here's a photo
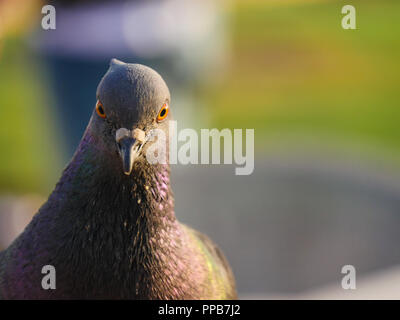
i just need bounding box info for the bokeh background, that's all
[1,0,400,299]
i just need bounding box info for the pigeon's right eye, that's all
[96,100,106,119]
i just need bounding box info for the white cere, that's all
[132,128,146,143]
[115,128,130,142]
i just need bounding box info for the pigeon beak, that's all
[118,137,138,175]
[116,128,146,175]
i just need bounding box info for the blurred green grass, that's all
[204,0,400,152]
[0,38,62,194]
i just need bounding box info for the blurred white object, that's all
[298,266,400,300]
[240,266,400,300]
[0,195,44,249]
[35,0,230,74]
[123,0,230,78]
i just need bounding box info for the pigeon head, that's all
[90,58,171,175]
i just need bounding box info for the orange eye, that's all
[157,103,169,122]
[96,100,106,119]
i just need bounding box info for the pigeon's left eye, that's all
[96,100,106,119]
[157,103,169,122]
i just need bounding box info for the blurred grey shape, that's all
[172,152,400,297]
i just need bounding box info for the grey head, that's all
[89,58,171,175]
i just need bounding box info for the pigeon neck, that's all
[3,131,200,299]
[67,130,177,230]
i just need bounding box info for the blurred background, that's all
[1,0,400,299]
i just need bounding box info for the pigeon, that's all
[0,59,237,299]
